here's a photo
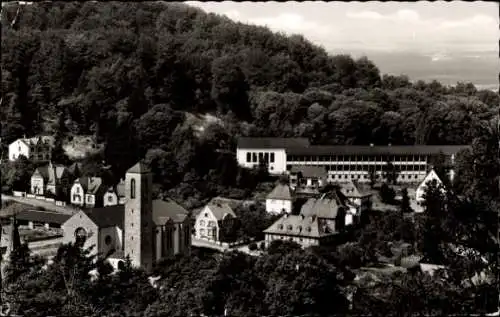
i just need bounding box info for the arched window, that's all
[130,178,136,199]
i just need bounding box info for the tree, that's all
[383,161,399,185]
[420,179,447,264]
[379,183,396,204]
[400,188,412,214]
[368,166,377,188]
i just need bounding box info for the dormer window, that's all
[287,225,293,231]
[278,224,284,230]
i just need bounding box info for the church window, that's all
[105,235,112,246]
[130,178,136,198]
[108,195,113,202]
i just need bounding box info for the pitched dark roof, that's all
[0,209,71,225]
[237,137,310,149]
[267,184,293,200]
[84,205,125,230]
[287,145,470,156]
[290,166,327,178]
[264,214,333,238]
[300,197,345,219]
[338,180,371,198]
[127,162,150,174]
[116,179,126,197]
[206,203,236,221]
[152,199,190,225]
[33,163,67,184]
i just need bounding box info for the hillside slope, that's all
[1,1,498,205]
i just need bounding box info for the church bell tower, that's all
[124,161,154,271]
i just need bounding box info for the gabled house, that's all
[415,169,445,205]
[300,196,349,232]
[9,135,54,162]
[70,177,107,208]
[263,214,336,248]
[103,179,126,207]
[266,183,294,214]
[289,166,327,190]
[194,202,237,243]
[30,162,71,198]
[337,180,372,214]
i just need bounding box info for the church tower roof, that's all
[127,161,150,174]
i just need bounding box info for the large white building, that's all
[8,136,54,163]
[236,137,469,184]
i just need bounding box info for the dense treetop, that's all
[1,1,499,204]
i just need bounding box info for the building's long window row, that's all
[246,152,275,163]
[287,154,431,162]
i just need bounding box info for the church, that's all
[62,162,192,271]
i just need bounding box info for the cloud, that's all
[438,14,496,28]
[248,13,331,36]
[223,10,241,20]
[346,9,420,23]
[346,10,384,20]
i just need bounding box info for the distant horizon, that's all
[187,1,499,90]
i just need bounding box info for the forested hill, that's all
[1,2,499,201]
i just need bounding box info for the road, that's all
[1,194,78,215]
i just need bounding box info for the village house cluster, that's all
[2,135,451,270]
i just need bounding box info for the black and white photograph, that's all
[0,1,498,316]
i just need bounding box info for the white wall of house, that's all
[85,194,96,207]
[9,140,29,161]
[31,176,45,195]
[103,192,118,207]
[265,198,292,214]
[264,234,320,248]
[70,183,85,206]
[236,148,287,174]
[194,206,220,241]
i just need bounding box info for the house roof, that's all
[127,162,150,174]
[267,184,293,200]
[300,197,345,219]
[152,199,190,225]
[263,214,334,238]
[290,166,327,179]
[209,197,241,210]
[68,162,82,176]
[287,145,470,156]
[237,137,310,149]
[418,169,443,189]
[13,135,55,147]
[338,180,371,198]
[0,209,72,225]
[116,179,126,197]
[87,177,104,195]
[84,205,125,230]
[205,203,236,221]
[33,163,68,184]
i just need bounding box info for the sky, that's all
[185,1,499,88]
[185,1,498,55]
